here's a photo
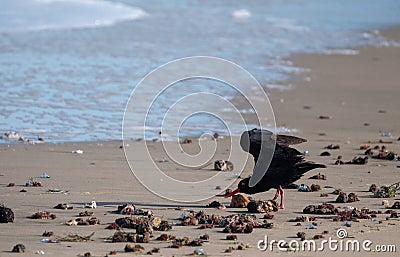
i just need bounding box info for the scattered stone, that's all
[125,244,145,253]
[347,193,359,202]
[29,211,56,219]
[297,232,306,241]
[325,144,340,149]
[0,204,14,223]
[19,189,27,192]
[390,213,398,218]
[206,201,225,209]
[345,156,368,165]
[320,193,328,197]
[310,184,321,192]
[42,231,54,237]
[391,201,400,209]
[226,235,237,240]
[230,194,250,208]
[198,224,214,229]
[369,184,377,193]
[181,138,192,144]
[263,213,274,219]
[309,173,327,180]
[117,203,135,215]
[214,160,234,171]
[11,244,25,253]
[382,200,390,208]
[199,234,209,241]
[332,189,344,195]
[6,183,15,187]
[25,178,42,187]
[54,203,73,210]
[374,182,400,198]
[320,151,331,156]
[313,234,324,240]
[319,115,331,120]
[57,232,94,242]
[303,203,338,215]
[360,144,370,150]
[291,216,316,222]
[247,200,278,213]
[79,211,94,217]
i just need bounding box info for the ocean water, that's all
[0,0,399,142]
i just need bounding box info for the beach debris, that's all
[6,182,15,187]
[117,203,135,214]
[156,233,176,241]
[25,178,42,187]
[263,213,274,219]
[297,232,306,241]
[181,138,192,144]
[320,151,331,156]
[382,200,390,208]
[206,201,226,209]
[230,194,250,208]
[225,189,232,197]
[247,200,278,213]
[360,144,370,150]
[124,244,145,253]
[303,203,338,215]
[374,182,400,198]
[105,222,119,230]
[169,237,205,248]
[390,212,398,218]
[54,203,73,210]
[29,211,56,219]
[66,216,100,226]
[381,132,392,137]
[332,188,344,195]
[325,144,340,149]
[309,173,326,180]
[46,188,65,194]
[40,172,50,178]
[11,244,26,253]
[0,204,14,223]
[306,223,316,229]
[336,207,380,221]
[112,231,150,243]
[336,193,359,203]
[194,248,206,255]
[291,216,316,223]
[319,115,331,120]
[320,193,328,197]
[298,184,321,192]
[41,238,58,243]
[345,156,368,165]
[79,211,94,217]
[369,184,377,193]
[298,184,309,192]
[42,231,54,237]
[19,189,27,192]
[57,232,94,242]
[214,160,234,171]
[72,149,83,154]
[390,201,400,209]
[84,201,97,209]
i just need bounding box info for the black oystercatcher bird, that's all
[225,128,326,209]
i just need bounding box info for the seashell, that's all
[214,160,234,171]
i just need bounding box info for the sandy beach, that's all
[1,35,400,256]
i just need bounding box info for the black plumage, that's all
[226,128,326,209]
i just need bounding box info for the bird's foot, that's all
[279,204,285,209]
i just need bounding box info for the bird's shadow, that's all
[70,201,207,209]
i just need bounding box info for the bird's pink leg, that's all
[278,186,285,209]
[272,188,280,201]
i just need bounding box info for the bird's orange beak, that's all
[224,188,240,198]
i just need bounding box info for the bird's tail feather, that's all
[295,161,326,174]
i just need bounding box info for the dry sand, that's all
[1,37,400,256]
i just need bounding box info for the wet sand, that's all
[1,39,400,255]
